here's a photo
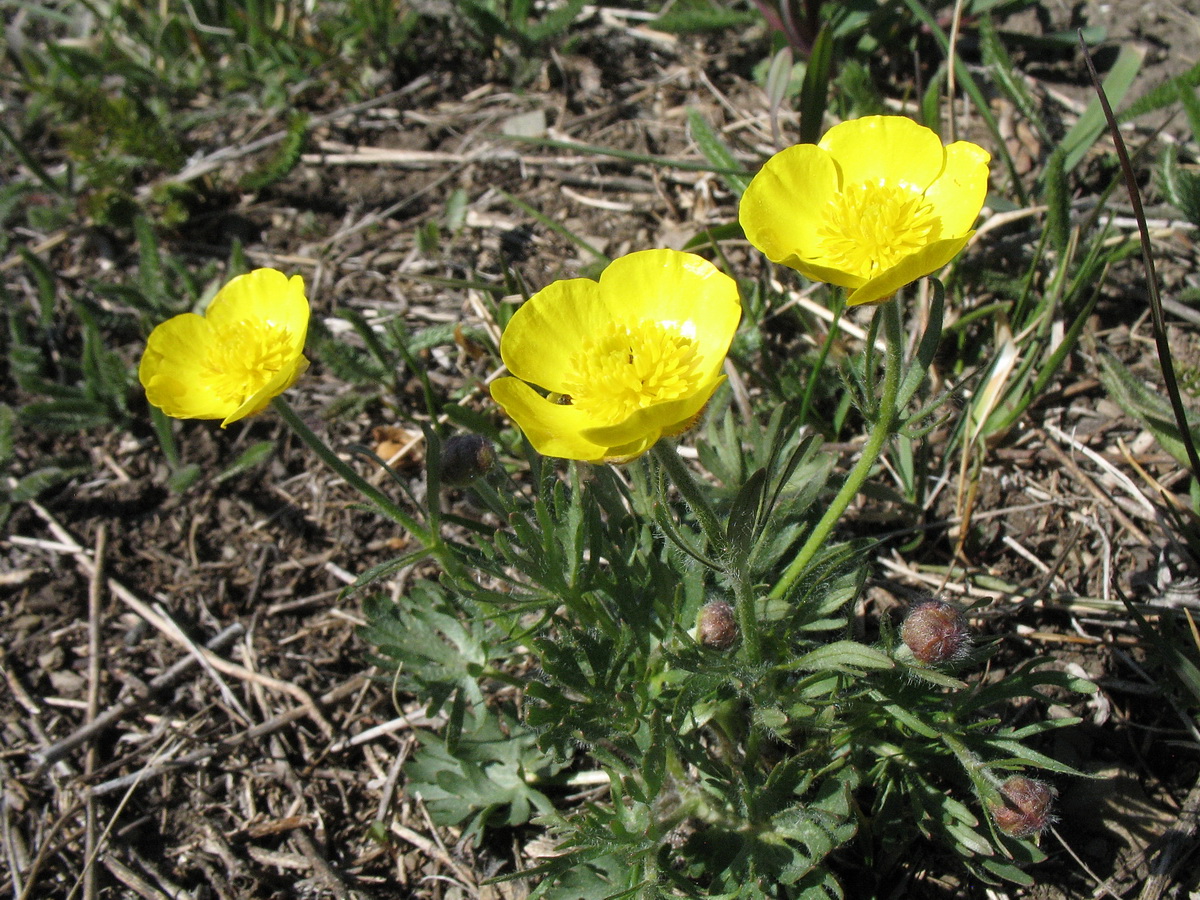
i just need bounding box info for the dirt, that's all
[3,5,1200,899]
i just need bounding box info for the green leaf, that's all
[726,466,767,563]
[214,441,274,483]
[8,465,87,502]
[1117,58,1200,124]
[798,25,833,145]
[405,705,562,843]
[687,108,751,196]
[167,463,203,493]
[787,641,895,674]
[240,111,308,191]
[525,0,586,45]
[980,858,1036,886]
[1099,351,1200,468]
[980,17,1049,144]
[1043,148,1069,253]
[0,404,14,466]
[650,3,758,33]
[1160,144,1200,227]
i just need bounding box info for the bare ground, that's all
[3,6,1200,898]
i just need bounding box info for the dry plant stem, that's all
[84,525,105,900]
[90,675,367,797]
[771,299,904,600]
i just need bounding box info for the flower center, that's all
[203,319,296,405]
[816,181,941,278]
[559,319,703,424]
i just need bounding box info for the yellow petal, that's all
[222,355,310,426]
[819,116,946,192]
[599,249,741,377]
[500,278,606,392]
[490,377,611,462]
[139,313,236,420]
[740,144,840,268]
[206,268,309,353]
[580,375,724,448]
[783,257,867,291]
[140,268,311,423]
[846,233,973,306]
[924,141,991,236]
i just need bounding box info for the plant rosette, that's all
[740,115,991,306]
[139,268,310,426]
[490,249,742,463]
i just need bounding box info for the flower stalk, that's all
[271,397,439,554]
[771,298,904,600]
[652,441,729,560]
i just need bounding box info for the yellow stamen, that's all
[816,181,941,278]
[560,320,703,425]
[203,319,296,405]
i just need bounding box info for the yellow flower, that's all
[490,249,741,463]
[740,115,991,306]
[139,268,310,427]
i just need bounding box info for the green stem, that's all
[271,396,435,549]
[652,441,729,561]
[770,300,905,600]
[733,572,762,666]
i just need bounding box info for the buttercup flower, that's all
[490,249,741,463]
[139,268,310,427]
[740,115,991,306]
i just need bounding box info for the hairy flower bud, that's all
[698,601,738,650]
[901,599,971,666]
[439,435,495,486]
[990,776,1055,838]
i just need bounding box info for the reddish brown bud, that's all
[698,601,738,650]
[439,435,495,486]
[901,599,971,666]
[989,776,1055,838]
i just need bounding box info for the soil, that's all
[3,4,1200,899]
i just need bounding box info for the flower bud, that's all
[989,776,1055,838]
[901,599,971,666]
[439,435,495,487]
[698,601,738,650]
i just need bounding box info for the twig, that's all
[102,856,171,900]
[1038,428,1154,547]
[389,823,479,896]
[33,624,244,772]
[1089,756,1200,898]
[88,675,367,797]
[373,740,411,824]
[150,601,254,726]
[83,525,105,900]
[293,829,378,900]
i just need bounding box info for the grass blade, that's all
[1062,43,1144,172]
[686,108,751,195]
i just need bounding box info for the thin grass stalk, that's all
[1078,32,1200,482]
